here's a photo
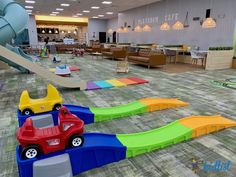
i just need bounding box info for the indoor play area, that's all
[0,0,236,177]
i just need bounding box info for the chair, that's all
[163,49,176,63]
[190,50,205,66]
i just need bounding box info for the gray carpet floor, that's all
[0,54,235,177]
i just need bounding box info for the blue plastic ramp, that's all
[17,133,126,177]
[94,81,114,89]
[17,104,94,127]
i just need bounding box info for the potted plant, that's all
[206,46,234,70]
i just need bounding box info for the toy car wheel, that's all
[22,109,33,115]
[69,135,84,147]
[21,145,40,159]
[53,104,61,111]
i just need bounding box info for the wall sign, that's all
[137,13,179,25]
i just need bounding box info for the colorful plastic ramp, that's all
[86,77,149,90]
[17,98,189,126]
[16,116,236,177]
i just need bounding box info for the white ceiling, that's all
[16,0,161,19]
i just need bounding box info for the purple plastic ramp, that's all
[86,82,101,90]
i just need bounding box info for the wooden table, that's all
[164,47,185,64]
[91,52,102,59]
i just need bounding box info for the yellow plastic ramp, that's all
[179,116,236,138]
[139,98,189,112]
[106,79,127,87]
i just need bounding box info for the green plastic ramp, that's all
[117,121,192,158]
[90,101,147,122]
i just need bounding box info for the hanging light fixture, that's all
[202,17,216,28]
[134,25,142,32]
[173,20,184,30]
[117,27,123,33]
[172,0,184,30]
[160,0,170,31]
[160,22,171,31]
[143,4,151,32]
[49,29,52,33]
[42,29,45,33]
[143,24,151,32]
[123,27,129,33]
[202,0,216,28]
[55,29,59,34]
[107,28,113,34]
[61,30,65,34]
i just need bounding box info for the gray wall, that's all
[88,19,107,41]
[110,0,236,49]
[107,17,118,43]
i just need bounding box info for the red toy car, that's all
[17,106,84,159]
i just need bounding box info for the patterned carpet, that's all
[0,54,236,177]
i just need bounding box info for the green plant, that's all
[209,46,233,51]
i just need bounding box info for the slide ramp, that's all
[6,43,34,61]
[16,116,236,177]
[17,98,189,126]
[117,116,236,158]
[91,98,188,122]
[0,46,86,88]
[17,133,126,177]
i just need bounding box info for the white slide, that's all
[0,45,86,89]
[0,0,86,89]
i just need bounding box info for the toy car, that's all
[55,64,71,77]
[17,106,84,159]
[18,84,63,115]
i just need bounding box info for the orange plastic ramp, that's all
[139,98,189,112]
[179,116,236,138]
[117,78,138,85]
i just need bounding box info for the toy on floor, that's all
[18,84,62,115]
[52,55,61,63]
[211,78,236,90]
[17,106,84,159]
[16,115,236,177]
[116,61,129,73]
[72,48,84,57]
[17,84,188,126]
[55,64,71,77]
[40,46,49,58]
[86,77,148,90]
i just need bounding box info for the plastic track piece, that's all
[117,121,192,158]
[179,115,236,138]
[90,101,147,122]
[139,98,189,112]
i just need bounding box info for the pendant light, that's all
[202,0,216,28]
[143,24,151,32]
[202,17,216,28]
[160,0,170,31]
[117,27,123,33]
[172,0,184,30]
[134,25,142,32]
[107,28,113,34]
[173,21,184,30]
[123,27,129,33]
[143,4,151,32]
[160,22,171,31]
